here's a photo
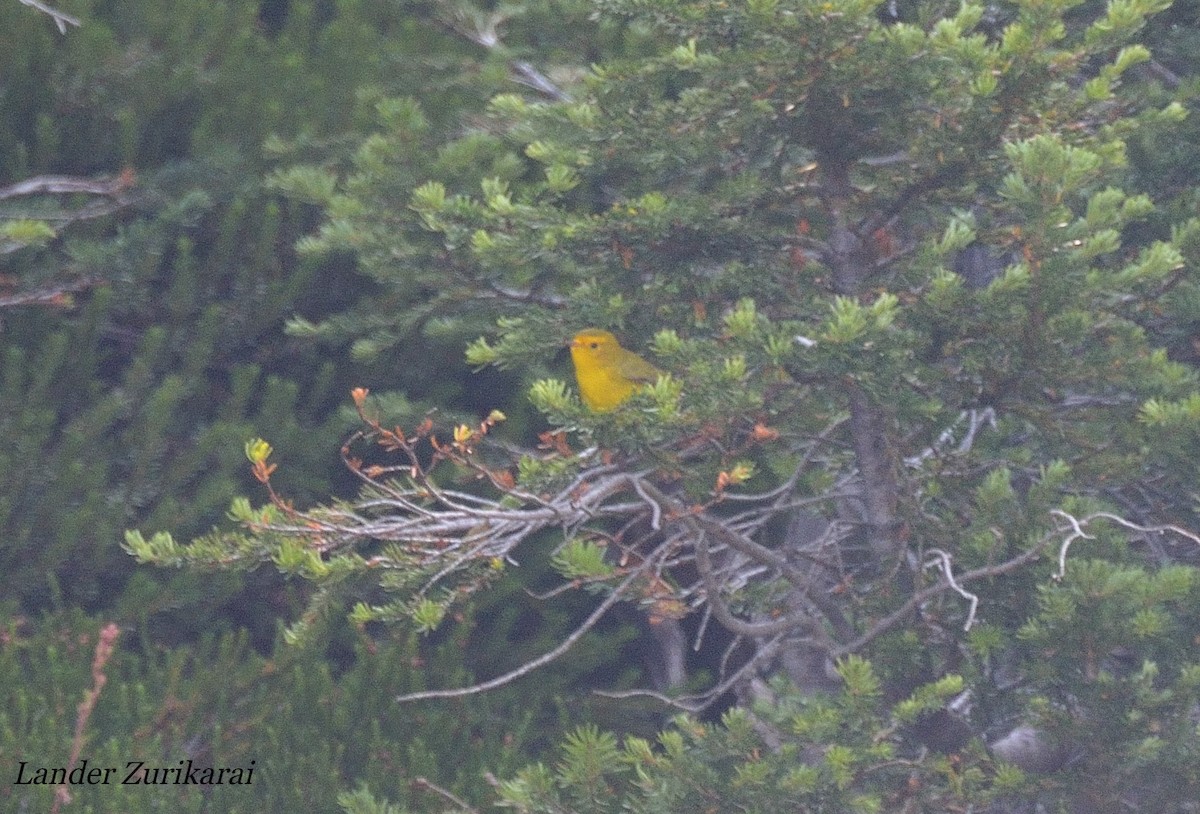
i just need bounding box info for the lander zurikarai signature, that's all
[13,759,255,786]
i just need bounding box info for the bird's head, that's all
[569,329,620,362]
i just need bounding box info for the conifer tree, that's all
[1,611,542,813]
[131,0,1200,810]
[0,0,543,613]
[5,2,636,809]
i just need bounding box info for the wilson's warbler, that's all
[569,329,663,412]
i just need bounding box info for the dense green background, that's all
[4,0,1200,812]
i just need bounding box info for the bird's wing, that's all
[618,353,663,384]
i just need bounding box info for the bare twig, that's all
[906,408,996,467]
[512,61,571,101]
[1142,58,1181,89]
[430,3,572,102]
[1050,509,1200,580]
[18,0,80,33]
[923,549,978,631]
[856,160,966,240]
[631,476,665,530]
[1050,509,1094,580]
[594,632,788,713]
[694,527,823,638]
[52,623,120,814]
[0,172,136,255]
[835,531,1054,657]
[245,400,1111,702]
[0,276,101,309]
[394,550,659,702]
[414,777,478,813]
[637,477,855,643]
[0,174,126,201]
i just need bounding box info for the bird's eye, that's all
[589,342,599,349]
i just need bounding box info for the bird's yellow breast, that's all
[569,329,660,412]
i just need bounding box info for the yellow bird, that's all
[569,328,663,412]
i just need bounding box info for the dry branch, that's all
[18,0,80,33]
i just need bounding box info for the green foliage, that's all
[106,0,1200,811]
[0,610,543,813]
[3,0,575,628]
[552,539,618,582]
[494,598,1200,813]
[0,0,483,178]
[1000,556,1200,807]
[0,183,352,618]
[0,218,57,248]
[496,668,1004,813]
